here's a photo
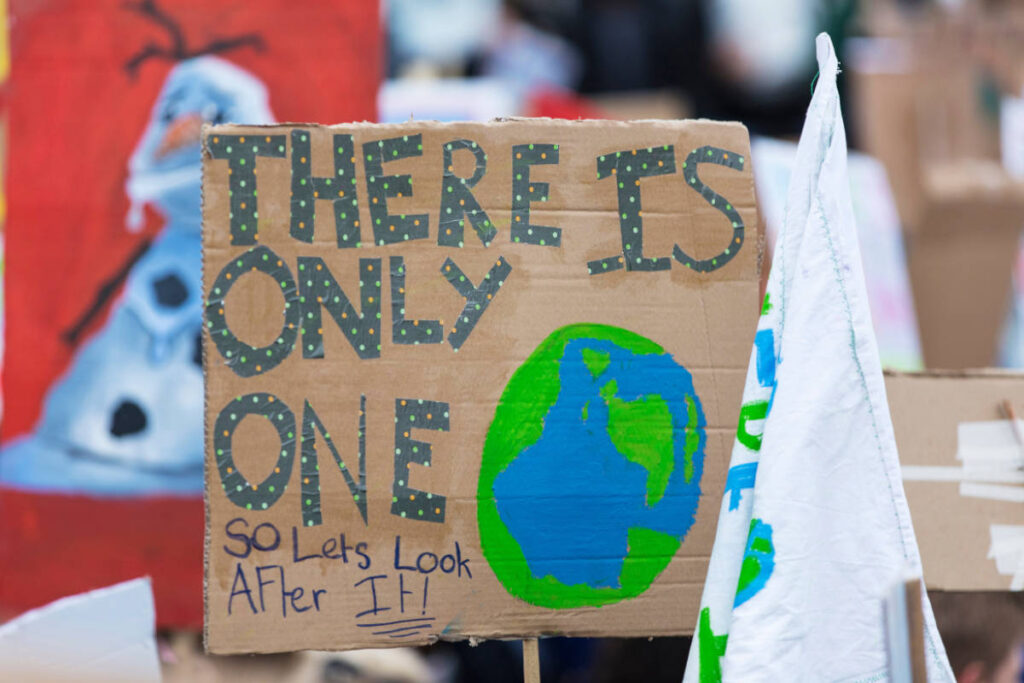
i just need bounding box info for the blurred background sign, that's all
[0,0,379,628]
[847,6,1024,370]
[752,136,924,371]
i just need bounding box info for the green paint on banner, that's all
[698,607,728,683]
[737,520,763,596]
[761,291,772,315]
[736,400,769,451]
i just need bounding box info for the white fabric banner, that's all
[683,34,953,682]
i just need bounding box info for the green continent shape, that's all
[605,383,702,500]
[683,395,700,483]
[490,527,681,610]
[582,348,610,379]
[605,390,675,505]
[599,377,617,401]
[477,323,669,609]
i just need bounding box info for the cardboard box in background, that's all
[202,119,759,652]
[848,8,1024,370]
[905,164,1024,369]
[889,370,1024,591]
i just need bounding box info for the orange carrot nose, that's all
[155,113,203,159]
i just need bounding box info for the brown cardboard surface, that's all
[849,18,1024,369]
[887,370,1024,591]
[201,120,759,652]
[852,4,1024,209]
[906,202,1022,370]
[905,162,1024,368]
[848,62,924,229]
[852,63,1024,368]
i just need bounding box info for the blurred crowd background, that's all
[1,0,1024,681]
[383,0,851,133]
[190,0,1024,678]
[382,0,1024,377]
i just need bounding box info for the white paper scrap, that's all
[0,577,160,682]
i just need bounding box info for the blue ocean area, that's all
[492,338,705,590]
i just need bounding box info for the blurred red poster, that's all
[0,0,379,626]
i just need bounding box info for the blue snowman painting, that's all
[0,56,274,495]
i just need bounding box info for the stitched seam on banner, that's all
[813,83,948,679]
[813,94,902,556]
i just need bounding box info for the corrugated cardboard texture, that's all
[202,120,758,652]
[887,370,1024,591]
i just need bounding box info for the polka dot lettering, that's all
[206,246,299,378]
[300,397,368,527]
[363,134,428,246]
[441,256,512,351]
[290,130,361,248]
[299,256,381,360]
[214,393,295,511]
[390,256,442,345]
[438,138,496,247]
[392,398,449,523]
[590,145,675,274]
[673,146,746,272]
[510,143,560,247]
[207,133,286,245]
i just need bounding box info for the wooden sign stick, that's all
[904,578,927,683]
[523,638,540,683]
[885,575,926,682]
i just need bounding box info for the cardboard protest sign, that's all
[202,119,758,652]
[0,0,378,627]
[892,370,1024,591]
